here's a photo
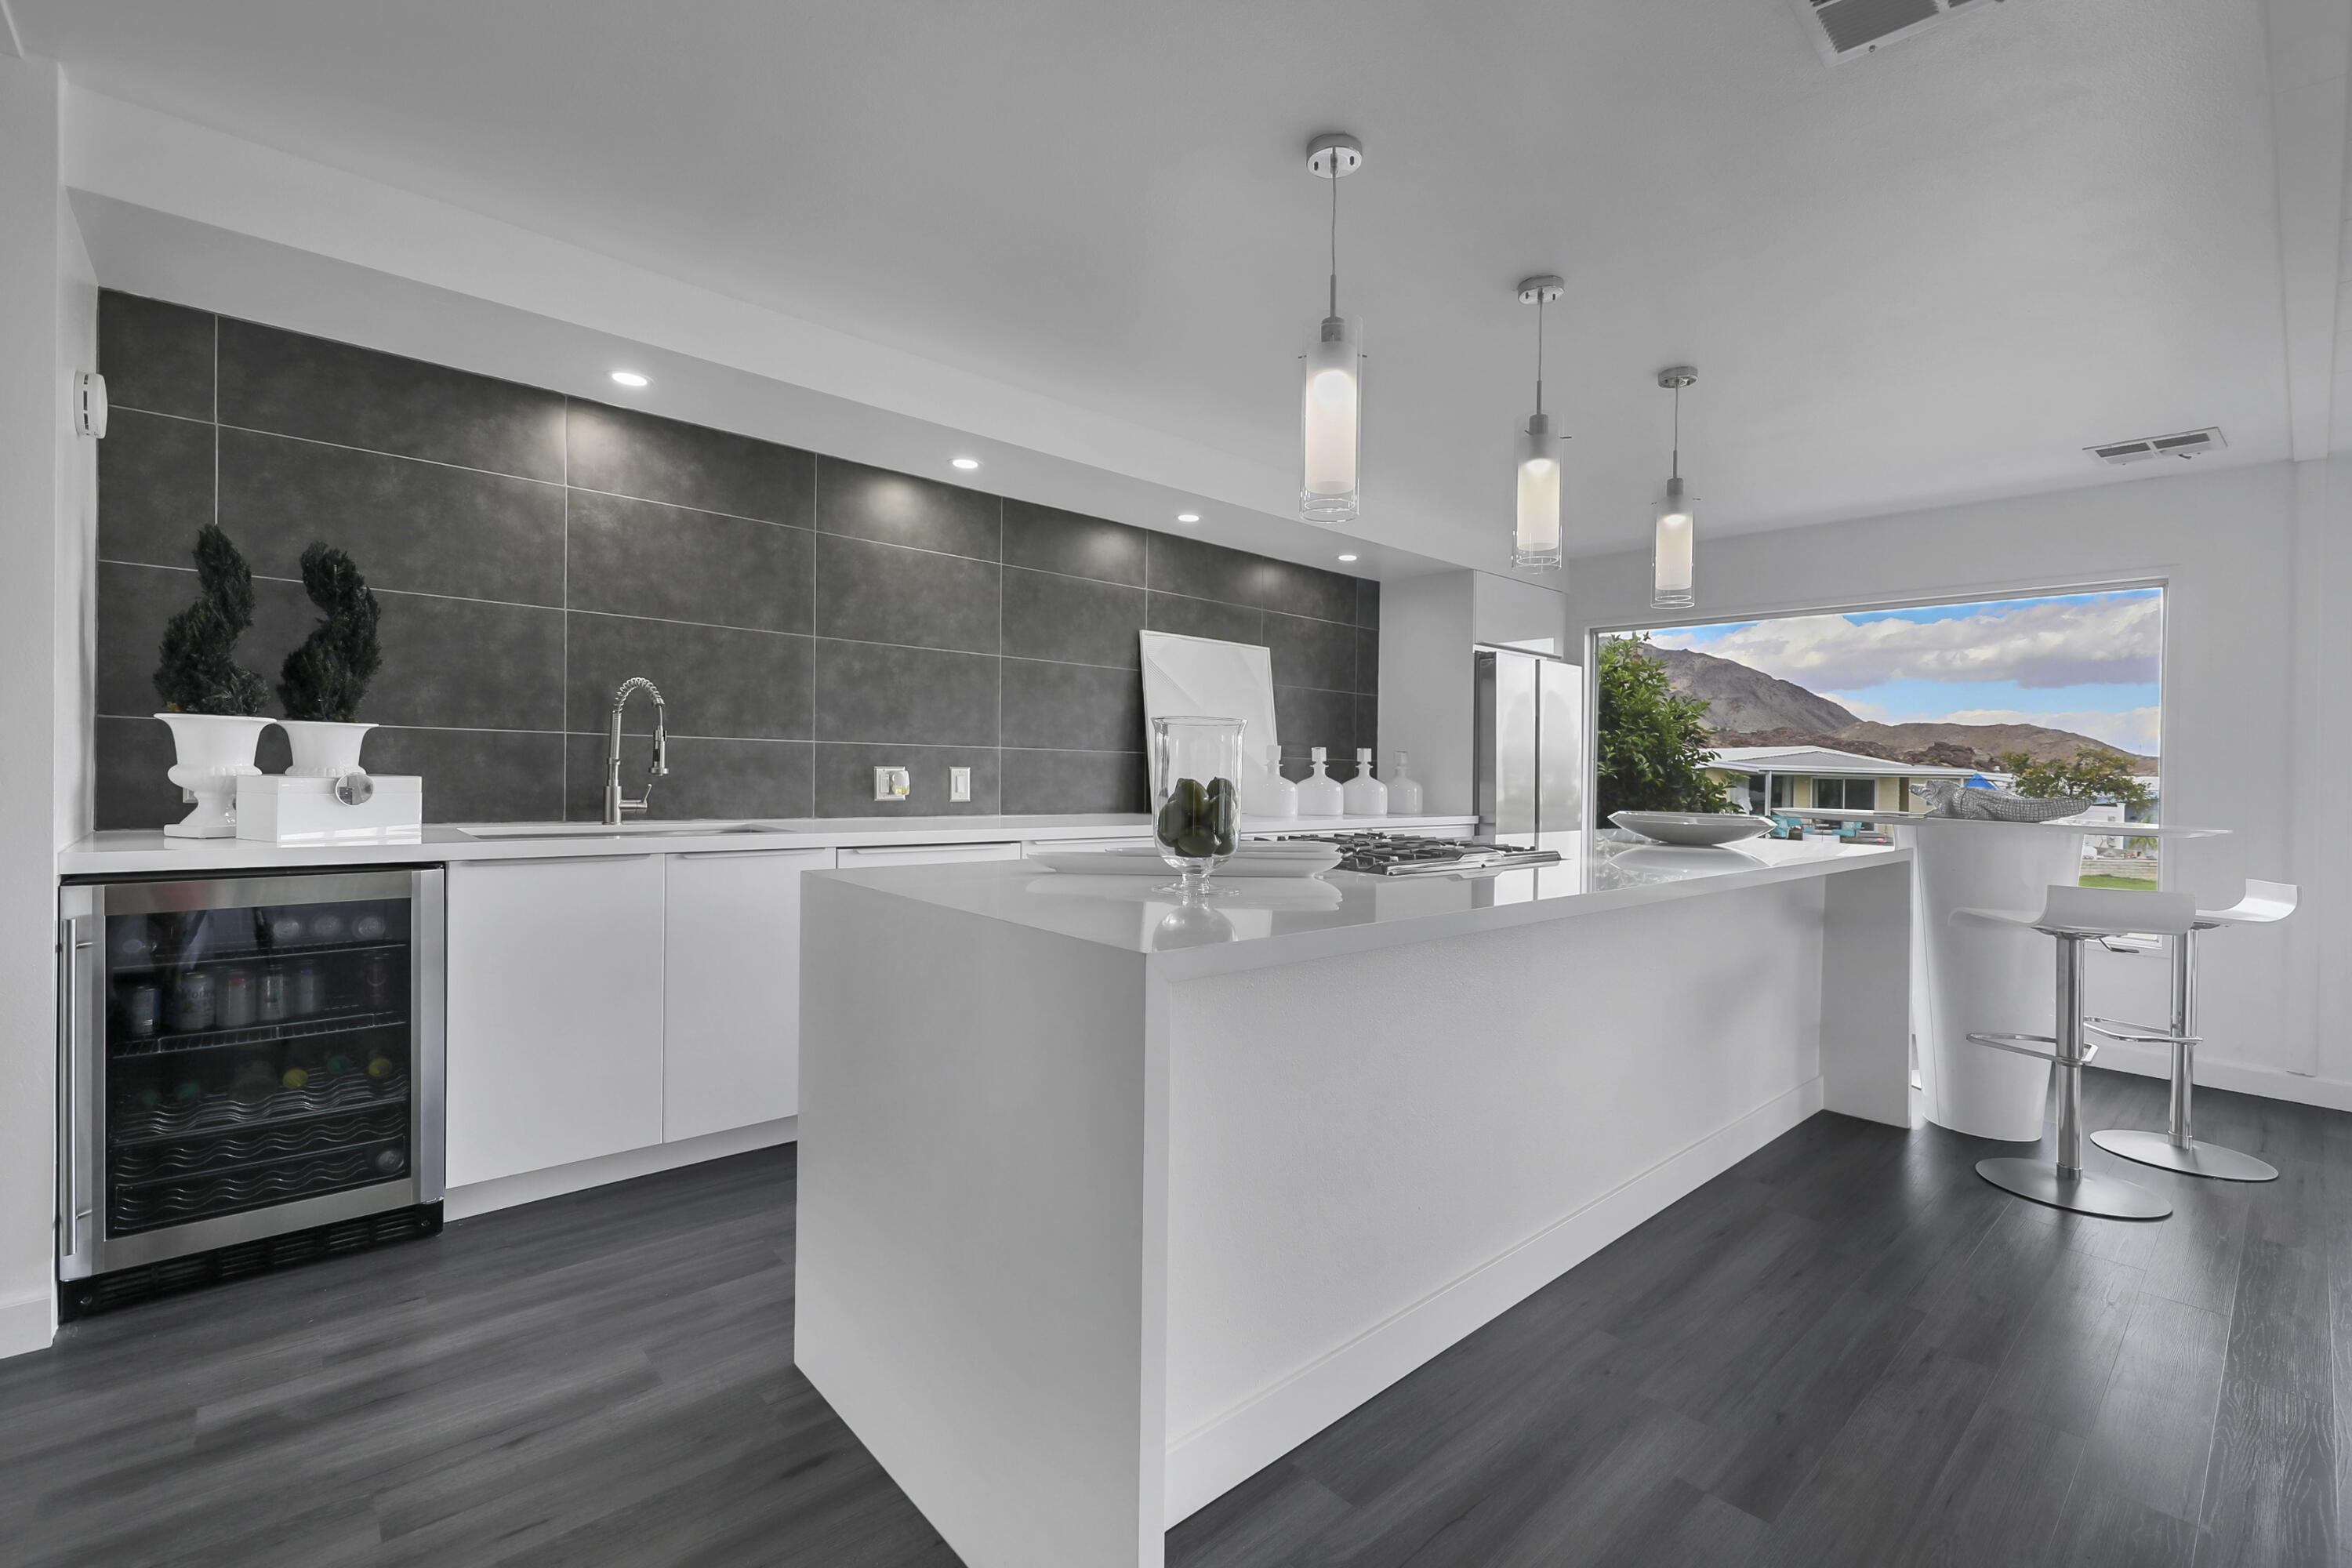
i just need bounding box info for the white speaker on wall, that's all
[74,371,107,439]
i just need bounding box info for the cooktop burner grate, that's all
[1276,833,1563,876]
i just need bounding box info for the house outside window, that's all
[1813,777,1876,811]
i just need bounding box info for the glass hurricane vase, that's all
[1150,715,1243,893]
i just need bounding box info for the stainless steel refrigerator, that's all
[1474,646,1585,837]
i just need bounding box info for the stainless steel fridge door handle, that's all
[59,915,94,1263]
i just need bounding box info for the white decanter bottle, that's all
[1386,751,1425,815]
[1341,746,1387,817]
[1295,746,1345,818]
[1260,743,1298,819]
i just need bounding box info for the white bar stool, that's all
[2087,880,2296,1182]
[1953,886,2190,1221]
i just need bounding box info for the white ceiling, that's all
[12,0,2333,568]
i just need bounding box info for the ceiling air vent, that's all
[1787,0,1989,64]
[2085,428,2228,466]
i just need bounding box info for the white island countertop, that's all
[796,824,1916,1565]
[56,811,1477,877]
[812,829,1909,975]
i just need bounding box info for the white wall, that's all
[1472,572,1569,655]
[0,53,69,1358]
[1379,572,1477,815]
[1571,457,2352,1109]
[55,185,95,851]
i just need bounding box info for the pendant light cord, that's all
[1671,381,1682,481]
[1535,296,1546,416]
[1328,154,1340,320]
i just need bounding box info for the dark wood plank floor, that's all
[3,1068,2343,1566]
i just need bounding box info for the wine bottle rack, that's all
[109,1138,410,1234]
[109,1105,410,1184]
[110,1068,410,1143]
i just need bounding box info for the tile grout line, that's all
[129,397,1374,615]
[809,458,820,817]
[997,495,1006,812]
[1007,493,1016,818]
[561,397,570,822]
[103,558,1370,694]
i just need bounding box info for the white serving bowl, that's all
[1608,811,1777,848]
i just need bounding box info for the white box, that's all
[235,774,424,844]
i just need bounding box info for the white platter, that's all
[1608,811,1777,848]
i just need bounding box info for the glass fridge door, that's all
[101,887,416,1237]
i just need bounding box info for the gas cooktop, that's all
[1276,833,1563,877]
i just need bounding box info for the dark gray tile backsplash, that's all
[93,290,1379,825]
[217,316,568,483]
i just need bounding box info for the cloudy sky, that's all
[1646,590,2162,757]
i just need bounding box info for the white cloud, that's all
[1653,596,2159,689]
[1928,706,2161,755]
[1823,693,1893,724]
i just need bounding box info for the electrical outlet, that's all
[873,765,911,802]
[949,766,972,804]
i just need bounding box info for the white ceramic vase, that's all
[279,720,376,778]
[155,713,274,838]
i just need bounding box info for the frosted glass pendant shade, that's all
[1301,316,1363,525]
[1653,476,1694,609]
[1512,412,1562,571]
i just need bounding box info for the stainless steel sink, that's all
[463,822,776,840]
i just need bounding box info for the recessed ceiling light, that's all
[950,456,981,470]
[1337,553,1359,562]
[1176,512,1200,524]
[610,370,649,388]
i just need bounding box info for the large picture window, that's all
[1597,588,2162,885]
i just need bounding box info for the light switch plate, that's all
[873,765,911,802]
[949,766,972,804]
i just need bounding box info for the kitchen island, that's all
[794,833,1914,1568]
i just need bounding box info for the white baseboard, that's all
[0,1290,56,1360]
[1162,1076,1825,1526]
[2089,1044,2352,1114]
[445,1116,796,1221]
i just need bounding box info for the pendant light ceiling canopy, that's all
[1653,366,1698,611]
[1299,132,1364,528]
[1511,274,1566,573]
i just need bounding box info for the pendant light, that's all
[1653,366,1698,610]
[1511,275,1566,572]
[1300,132,1364,527]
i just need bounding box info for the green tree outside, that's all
[1994,746,2154,813]
[1595,635,1736,818]
[1998,746,2158,873]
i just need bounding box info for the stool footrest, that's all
[1966,1032,2100,1065]
[2084,1016,2197,1047]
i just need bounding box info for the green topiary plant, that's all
[278,542,383,723]
[154,524,270,716]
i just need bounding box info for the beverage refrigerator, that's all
[57,868,445,1316]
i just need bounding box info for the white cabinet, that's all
[662,847,835,1142]
[836,841,1022,867]
[445,855,666,1187]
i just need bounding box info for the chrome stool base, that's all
[2089,1128,2278,1183]
[1976,1156,2172,1219]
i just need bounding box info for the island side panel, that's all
[1159,873,1836,1523]
[797,876,1165,1568]
[1818,858,1915,1126]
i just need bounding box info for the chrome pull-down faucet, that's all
[603,677,668,825]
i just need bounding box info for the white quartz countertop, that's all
[807,830,1911,975]
[56,812,1478,877]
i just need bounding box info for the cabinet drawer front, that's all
[445,856,666,1188]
